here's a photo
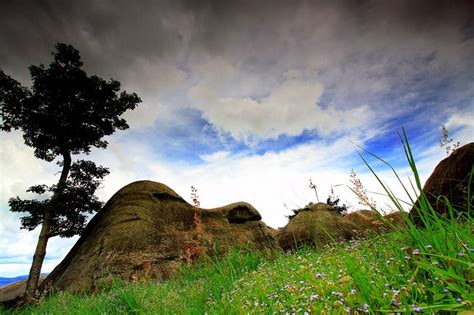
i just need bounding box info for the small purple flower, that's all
[412,305,422,312]
[442,288,448,293]
[310,294,319,301]
[458,252,466,257]
[412,248,420,255]
[456,297,462,303]
[345,307,351,313]
[391,300,399,306]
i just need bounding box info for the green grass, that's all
[2,132,473,314]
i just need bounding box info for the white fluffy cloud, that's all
[189,76,376,143]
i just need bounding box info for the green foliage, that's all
[0,43,141,161]
[287,197,347,221]
[326,196,348,214]
[9,160,110,237]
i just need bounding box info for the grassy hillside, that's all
[2,214,472,314]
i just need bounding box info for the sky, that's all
[0,0,473,277]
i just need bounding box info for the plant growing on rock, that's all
[326,186,348,215]
[439,125,460,156]
[0,43,141,303]
[309,179,320,203]
[182,185,204,264]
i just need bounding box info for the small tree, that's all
[0,43,141,303]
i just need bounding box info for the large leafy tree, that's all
[0,43,141,303]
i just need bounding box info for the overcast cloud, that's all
[0,0,473,277]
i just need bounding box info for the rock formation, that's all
[37,181,278,294]
[410,142,473,225]
[276,203,360,251]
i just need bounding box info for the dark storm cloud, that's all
[1,0,473,132]
[2,0,472,72]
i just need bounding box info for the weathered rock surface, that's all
[276,203,360,251]
[38,181,277,294]
[410,142,473,225]
[343,210,405,232]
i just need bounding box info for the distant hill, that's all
[0,276,28,287]
[0,274,47,287]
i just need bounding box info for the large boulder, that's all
[276,203,361,251]
[410,143,474,225]
[37,181,278,294]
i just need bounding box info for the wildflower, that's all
[425,244,433,249]
[458,252,466,257]
[310,294,319,301]
[412,305,422,312]
[404,255,411,260]
[345,307,351,313]
[442,288,448,293]
[337,299,345,305]
[391,300,399,306]
[456,298,462,303]
[412,248,420,255]
[315,273,322,279]
[386,260,391,265]
[350,289,357,295]
[393,290,400,297]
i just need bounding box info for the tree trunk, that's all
[23,151,71,304]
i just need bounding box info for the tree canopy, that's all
[1,43,140,161]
